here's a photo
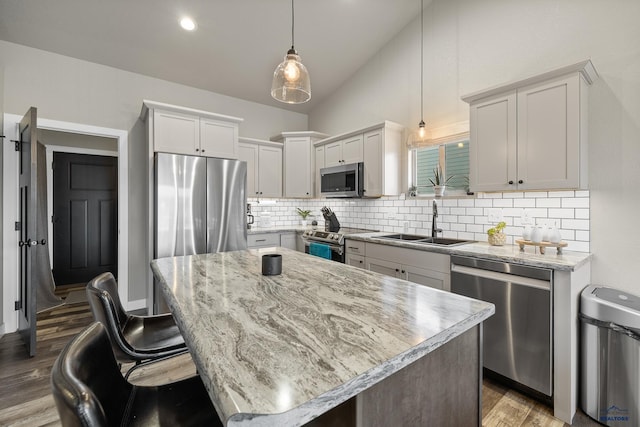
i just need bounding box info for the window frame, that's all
[409,132,470,198]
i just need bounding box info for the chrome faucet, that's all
[431,200,442,238]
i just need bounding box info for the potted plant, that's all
[296,208,312,227]
[487,221,507,246]
[429,165,453,197]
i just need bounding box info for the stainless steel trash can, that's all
[581,285,640,426]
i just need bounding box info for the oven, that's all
[301,227,375,263]
[301,230,345,263]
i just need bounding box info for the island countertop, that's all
[151,248,494,426]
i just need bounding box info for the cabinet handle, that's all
[401,270,405,274]
[359,260,363,264]
[395,268,399,272]
[508,180,514,185]
[195,148,200,152]
[306,192,309,195]
[260,192,263,195]
[201,149,205,153]
[255,192,259,195]
[518,180,524,184]
[255,239,266,242]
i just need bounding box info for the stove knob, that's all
[328,234,334,239]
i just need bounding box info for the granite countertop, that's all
[247,225,311,234]
[346,232,592,272]
[151,248,494,427]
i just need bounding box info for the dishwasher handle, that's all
[451,264,551,291]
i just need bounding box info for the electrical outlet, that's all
[488,208,504,223]
[521,209,532,225]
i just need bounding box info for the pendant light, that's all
[271,0,311,104]
[418,0,426,139]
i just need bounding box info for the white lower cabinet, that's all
[280,233,297,250]
[247,233,281,248]
[346,254,366,269]
[364,242,451,291]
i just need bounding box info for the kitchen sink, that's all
[376,233,430,241]
[376,234,473,246]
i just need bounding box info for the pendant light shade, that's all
[271,0,311,104]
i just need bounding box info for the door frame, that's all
[46,145,118,281]
[3,114,131,335]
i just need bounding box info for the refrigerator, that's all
[153,153,247,313]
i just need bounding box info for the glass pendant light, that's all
[271,0,311,104]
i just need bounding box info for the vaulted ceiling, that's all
[0,0,423,113]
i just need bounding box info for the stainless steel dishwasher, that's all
[451,255,553,398]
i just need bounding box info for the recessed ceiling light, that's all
[180,17,196,31]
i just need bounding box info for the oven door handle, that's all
[303,241,343,255]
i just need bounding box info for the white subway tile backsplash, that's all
[548,191,575,198]
[575,209,589,219]
[250,190,590,252]
[562,198,590,208]
[575,230,590,241]
[548,208,575,219]
[513,198,536,208]
[562,219,590,230]
[503,192,524,199]
[493,199,514,208]
[536,198,561,208]
[525,191,548,198]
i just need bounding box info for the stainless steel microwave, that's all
[320,162,364,198]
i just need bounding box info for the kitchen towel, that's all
[309,242,332,260]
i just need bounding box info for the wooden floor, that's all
[0,288,599,427]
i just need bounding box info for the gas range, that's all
[302,227,375,246]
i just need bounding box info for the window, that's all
[410,135,470,196]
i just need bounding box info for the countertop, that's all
[151,248,494,426]
[247,226,310,234]
[346,232,592,272]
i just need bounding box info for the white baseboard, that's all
[126,299,147,312]
[0,323,5,339]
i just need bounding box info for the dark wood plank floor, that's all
[0,287,599,426]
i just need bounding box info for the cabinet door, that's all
[342,134,364,164]
[363,129,382,197]
[238,143,259,197]
[153,109,199,155]
[324,141,343,167]
[315,146,325,197]
[258,145,283,197]
[402,265,449,291]
[469,91,517,192]
[517,75,580,190]
[280,233,297,250]
[346,254,366,269]
[284,137,312,198]
[366,257,401,278]
[200,118,238,159]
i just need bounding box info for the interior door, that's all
[52,152,118,285]
[17,107,38,357]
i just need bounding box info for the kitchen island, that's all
[151,247,494,426]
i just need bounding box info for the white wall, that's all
[309,0,640,294]
[0,40,308,304]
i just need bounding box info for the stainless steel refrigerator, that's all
[153,153,247,313]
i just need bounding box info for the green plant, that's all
[429,165,454,186]
[487,221,506,236]
[296,208,312,220]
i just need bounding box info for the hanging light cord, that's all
[420,0,424,121]
[291,0,295,50]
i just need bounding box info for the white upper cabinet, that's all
[200,118,239,159]
[142,100,243,159]
[316,122,402,197]
[324,134,364,167]
[238,138,282,198]
[463,60,598,192]
[272,132,329,198]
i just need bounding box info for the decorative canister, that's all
[522,225,532,241]
[488,232,506,246]
[530,226,542,243]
